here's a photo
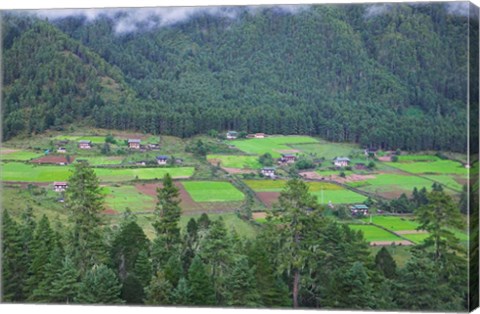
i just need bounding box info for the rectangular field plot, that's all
[398,155,441,162]
[229,136,318,158]
[54,135,108,144]
[207,154,261,169]
[79,156,124,166]
[348,224,403,242]
[389,159,466,175]
[103,185,155,213]
[182,181,245,202]
[312,190,367,204]
[361,216,420,231]
[1,162,72,182]
[290,140,362,160]
[94,167,195,182]
[243,180,342,192]
[0,149,43,161]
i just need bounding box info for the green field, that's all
[401,233,430,244]
[229,136,318,158]
[1,162,194,182]
[54,135,109,144]
[182,181,245,202]
[350,173,440,196]
[423,175,464,192]
[94,167,195,182]
[79,156,124,166]
[102,185,155,212]
[348,224,403,242]
[0,149,43,161]
[398,155,441,162]
[1,162,72,182]
[361,216,420,231]
[243,180,343,192]
[207,154,261,169]
[389,159,466,175]
[312,190,367,204]
[290,140,362,160]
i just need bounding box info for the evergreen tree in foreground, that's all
[75,264,124,304]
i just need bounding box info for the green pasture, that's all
[348,224,403,242]
[207,154,261,169]
[401,233,430,244]
[361,216,420,231]
[229,136,318,158]
[423,175,464,192]
[312,190,367,204]
[369,246,412,268]
[0,149,43,161]
[1,162,72,182]
[54,135,108,144]
[182,181,245,202]
[397,155,440,162]
[79,156,124,166]
[389,159,466,175]
[102,185,155,212]
[180,213,257,239]
[243,180,342,192]
[349,173,440,196]
[94,167,195,182]
[290,140,361,160]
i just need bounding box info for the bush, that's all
[391,155,399,162]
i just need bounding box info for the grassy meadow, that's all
[229,136,318,158]
[182,181,245,202]
[348,224,403,242]
[207,154,262,169]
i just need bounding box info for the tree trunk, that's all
[293,268,300,308]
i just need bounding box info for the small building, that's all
[156,155,169,165]
[148,143,160,150]
[226,131,238,140]
[135,161,146,166]
[333,157,350,167]
[254,133,266,139]
[78,140,92,149]
[350,204,369,216]
[53,181,68,192]
[128,139,141,149]
[57,147,67,154]
[354,163,367,170]
[261,167,276,178]
[364,148,378,156]
[246,134,256,139]
[280,154,296,164]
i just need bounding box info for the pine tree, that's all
[145,271,173,305]
[65,162,107,274]
[172,277,192,305]
[75,264,124,304]
[164,254,183,288]
[226,255,261,306]
[134,249,153,288]
[187,255,215,306]
[49,257,80,304]
[375,247,397,279]
[120,274,145,304]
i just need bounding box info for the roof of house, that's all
[255,133,265,136]
[156,155,169,160]
[262,167,276,171]
[54,181,68,186]
[128,139,141,143]
[282,154,296,158]
[351,204,368,210]
[334,157,350,162]
[227,131,238,134]
[78,140,92,144]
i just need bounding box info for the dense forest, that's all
[2,163,469,310]
[1,3,477,151]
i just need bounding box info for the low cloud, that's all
[26,5,310,34]
[363,4,392,19]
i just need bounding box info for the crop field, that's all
[398,155,441,162]
[389,159,466,175]
[244,180,343,192]
[361,216,420,231]
[290,140,362,160]
[182,181,245,202]
[94,167,195,182]
[207,154,261,169]
[348,224,403,242]
[102,185,155,213]
[311,190,367,204]
[54,135,109,144]
[349,173,441,198]
[1,162,72,182]
[79,156,124,166]
[0,149,43,161]
[229,136,318,158]
[1,162,194,182]
[423,175,464,192]
[401,233,430,244]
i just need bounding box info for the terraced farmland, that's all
[229,136,318,158]
[182,181,245,202]
[207,154,261,169]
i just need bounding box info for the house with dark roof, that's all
[53,182,68,192]
[156,155,169,165]
[226,131,238,140]
[280,154,297,164]
[333,157,350,167]
[78,140,92,149]
[350,204,369,216]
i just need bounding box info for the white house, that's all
[333,157,350,167]
[156,155,169,165]
[254,133,266,139]
[128,139,141,149]
[78,140,92,149]
[53,182,68,192]
[350,204,369,216]
[261,167,276,178]
[57,147,67,154]
[226,131,238,140]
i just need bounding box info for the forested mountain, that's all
[2,3,476,152]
